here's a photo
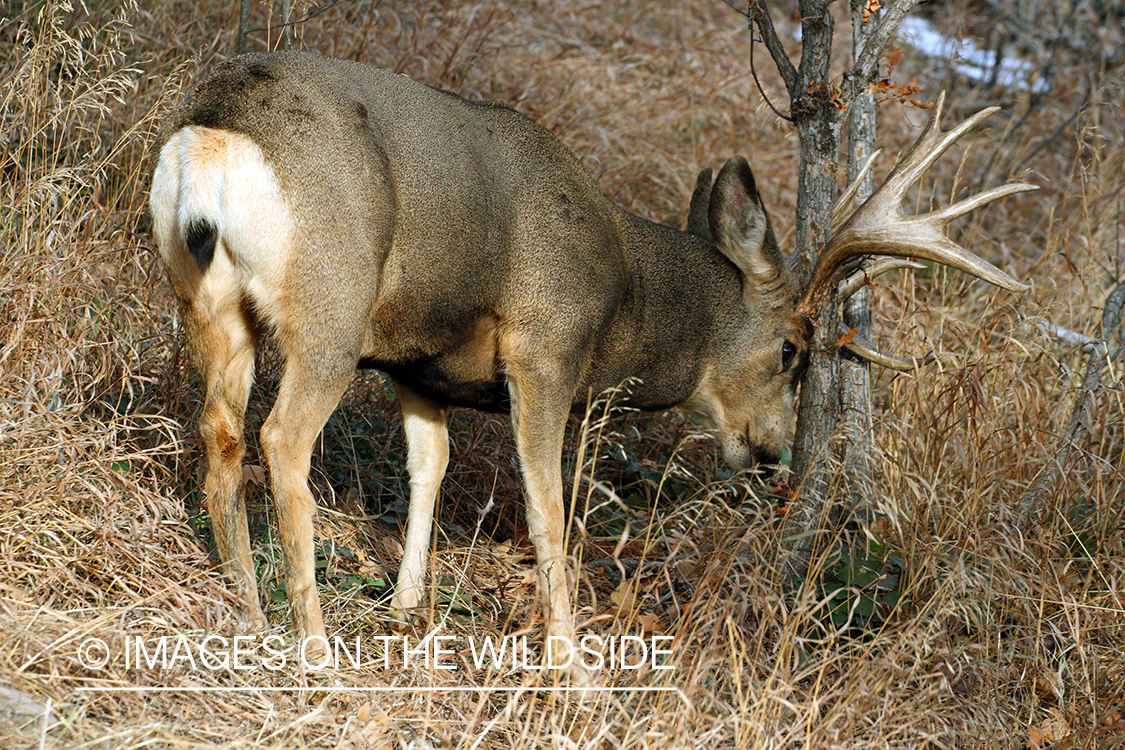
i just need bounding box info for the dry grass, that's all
[1,0,1123,747]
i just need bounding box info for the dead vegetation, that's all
[1,0,1123,747]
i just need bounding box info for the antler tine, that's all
[837,257,926,300]
[880,92,996,206]
[831,149,882,235]
[928,182,1038,226]
[799,91,1037,317]
[840,327,964,371]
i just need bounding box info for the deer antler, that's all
[839,328,965,371]
[836,256,925,299]
[799,92,1037,337]
[834,257,960,371]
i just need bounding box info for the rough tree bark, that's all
[237,0,252,54]
[750,0,923,580]
[279,0,293,50]
[839,0,878,514]
[775,0,844,571]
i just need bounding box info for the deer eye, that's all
[781,340,797,370]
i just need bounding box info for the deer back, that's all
[161,51,772,417]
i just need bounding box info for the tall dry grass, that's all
[1,0,1122,748]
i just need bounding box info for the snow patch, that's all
[898,16,1046,94]
[793,16,1046,94]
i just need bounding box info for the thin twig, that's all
[239,0,359,52]
[1011,84,1089,175]
[750,28,795,122]
[749,0,799,99]
[838,0,922,104]
[720,0,793,120]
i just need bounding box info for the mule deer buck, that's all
[151,51,1032,667]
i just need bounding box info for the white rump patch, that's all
[150,126,293,328]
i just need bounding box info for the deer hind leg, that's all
[187,292,267,631]
[388,382,450,621]
[259,351,356,646]
[504,359,580,672]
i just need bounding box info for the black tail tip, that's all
[184,218,218,272]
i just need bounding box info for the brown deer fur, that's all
[150,51,827,666]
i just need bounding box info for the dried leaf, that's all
[835,327,859,346]
[862,0,882,25]
[1034,674,1058,697]
[610,580,638,611]
[1042,706,1070,742]
[635,612,665,634]
[243,464,266,486]
[886,47,903,73]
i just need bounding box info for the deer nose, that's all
[751,447,781,465]
[748,447,780,479]
[744,429,780,477]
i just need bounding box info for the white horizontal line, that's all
[76,686,679,694]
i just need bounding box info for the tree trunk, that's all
[839,0,879,515]
[753,0,922,581]
[777,0,843,579]
[237,0,252,54]
[280,0,293,50]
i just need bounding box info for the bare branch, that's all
[839,0,923,104]
[750,23,795,122]
[1018,279,1125,527]
[1012,86,1089,174]
[750,0,799,99]
[1022,318,1106,353]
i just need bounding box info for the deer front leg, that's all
[505,362,582,678]
[389,381,450,620]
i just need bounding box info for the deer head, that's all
[680,93,1034,470]
[695,92,1033,397]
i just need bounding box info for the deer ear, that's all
[686,166,714,241]
[709,157,784,283]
